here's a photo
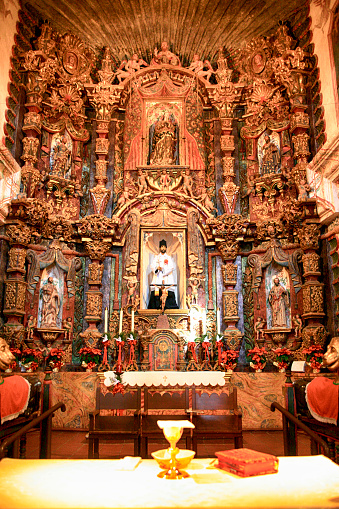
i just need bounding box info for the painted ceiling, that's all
[25,0,308,62]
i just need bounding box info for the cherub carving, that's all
[181,169,194,197]
[254,317,266,341]
[188,54,214,82]
[292,314,303,338]
[137,169,148,195]
[116,54,148,83]
[27,315,36,340]
[62,317,73,341]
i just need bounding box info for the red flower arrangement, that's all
[220,350,239,371]
[9,348,22,370]
[273,347,292,371]
[247,347,267,371]
[21,348,43,372]
[303,345,324,371]
[47,348,65,371]
[79,347,102,370]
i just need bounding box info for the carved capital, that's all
[297,223,320,250]
[6,224,32,246]
[77,214,119,240]
[84,239,112,261]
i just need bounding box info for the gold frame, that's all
[139,228,187,312]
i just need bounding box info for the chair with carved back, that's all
[88,385,141,459]
[190,386,243,457]
[140,387,192,458]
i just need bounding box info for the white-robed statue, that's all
[148,239,178,310]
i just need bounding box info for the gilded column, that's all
[3,223,31,331]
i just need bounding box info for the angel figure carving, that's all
[115,54,148,83]
[188,54,214,82]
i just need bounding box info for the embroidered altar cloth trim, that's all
[121,370,227,386]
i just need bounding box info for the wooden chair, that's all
[191,387,243,457]
[140,387,192,458]
[271,376,339,462]
[88,386,141,459]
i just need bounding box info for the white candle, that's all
[217,307,220,335]
[131,308,134,332]
[203,311,206,335]
[104,307,108,334]
[119,308,123,334]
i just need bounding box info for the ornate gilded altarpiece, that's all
[0,4,330,373]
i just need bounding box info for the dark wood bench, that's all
[140,387,192,458]
[190,386,243,457]
[88,386,141,459]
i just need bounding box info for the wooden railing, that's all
[0,402,66,459]
[270,402,330,458]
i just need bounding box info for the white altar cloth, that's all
[121,370,227,386]
[0,456,339,508]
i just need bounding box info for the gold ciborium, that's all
[154,420,195,479]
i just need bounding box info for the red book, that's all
[215,448,279,477]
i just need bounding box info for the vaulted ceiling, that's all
[25,0,308,62]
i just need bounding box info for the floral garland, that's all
[247,347,267,371]
[103,371,125,395]
[273,347,292,371]
[303,345,324,371]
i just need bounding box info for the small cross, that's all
[163,375,168,383]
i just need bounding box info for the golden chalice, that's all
[153,420,195,479]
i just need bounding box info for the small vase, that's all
[256,369,262,373]
[312,368,321,374]
[279,367,286,373]
[53,367,59,373]
[86,368,93,373]
[5,368,12,373]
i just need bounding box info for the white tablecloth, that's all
[0,456,339,508]
[121,370,227,386]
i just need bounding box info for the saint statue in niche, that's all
[40,276,60,329]
[258,132,280,175]
[268,276,290,328]
[148,239,179,310]
[149,112,178,165]
[50,133,72,178]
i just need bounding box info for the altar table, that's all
[1,455,339,508]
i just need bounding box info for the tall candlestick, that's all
[104,307,108,334]
[131,308,134,332]
[217,307,220,335]
[119,308,123,334]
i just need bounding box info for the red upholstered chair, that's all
[140,387,192,458]
[88,386,141,459]
[191,386,243,457]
